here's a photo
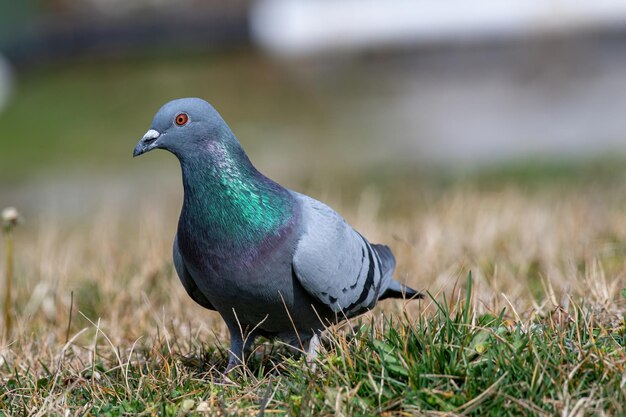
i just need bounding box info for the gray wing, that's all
[292,194,394,317]
[173,236,216,311]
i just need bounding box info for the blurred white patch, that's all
[0,54,13,114]
[251,0,626,57]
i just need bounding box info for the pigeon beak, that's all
[133,129,161,157]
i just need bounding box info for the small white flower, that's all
[2,207,22,229]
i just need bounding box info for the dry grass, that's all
[0,175,625,416]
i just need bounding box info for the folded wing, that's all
[292,194,394,317]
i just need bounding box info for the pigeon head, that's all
[133,97,232,158]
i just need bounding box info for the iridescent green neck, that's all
[178,139,295,250]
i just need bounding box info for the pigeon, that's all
[133,98,421,371]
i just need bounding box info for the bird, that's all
[133,97,421,371]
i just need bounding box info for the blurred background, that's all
[2,0,626,222]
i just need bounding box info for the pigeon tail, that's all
[379,280,422,300]
[371,244,396,272]
[372,243,422,300]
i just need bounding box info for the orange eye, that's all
[175,113,188,126]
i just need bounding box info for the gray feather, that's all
[173,236,216,311]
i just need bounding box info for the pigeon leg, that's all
[225,338,243,373]
[225,327,258,373]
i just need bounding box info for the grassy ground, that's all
[0,172,625,416]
